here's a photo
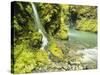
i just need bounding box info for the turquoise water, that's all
[68,28,97,48]
[67,28,97,64]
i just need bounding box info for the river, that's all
[68,28,97,65]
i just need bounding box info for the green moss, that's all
[34,50,51,65]
[75,6,97,33]
[13,16,22,31]
[31,32,42,40]
[50,47,64,59]
[57,30,68,40]
[56,4,69,40]
[76,19,97,33]
[12,42,51,73]
[13,50,36,73]
[48,41,64,60]
[56,25,69,40]
[25,5,33,14]
[30,32,42,49]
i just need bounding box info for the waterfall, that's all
[31,2,48,50]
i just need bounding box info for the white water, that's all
[77,48,97,63]
[38,29,48,50]
[31,3,48,50]
[69,29,97,64]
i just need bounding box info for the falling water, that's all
[31,2,48,50]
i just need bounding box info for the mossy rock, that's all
[34,50,51,65]
[57,26,69,40]
[58,30,68,40]
[48,41,64,61]
[50,47,64,59]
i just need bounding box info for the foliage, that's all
[36,3,69,38]
[76,18,97,32]
[56,5,69,40]
[12,40,51,73]
[13,45,50,73]
[57,25,69,40]
[14,50,36,73]
[30,32,42,49]
[74,6,97,32]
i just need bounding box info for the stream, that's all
[68,28,97,48]
[68,28,97,66]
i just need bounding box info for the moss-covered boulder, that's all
[34,50,51,65]
[48,41,64,62]
[57,28,69,40]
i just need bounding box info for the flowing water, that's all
[69,28,97,48]
[68,28,97,64]
[31,3,48,50]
